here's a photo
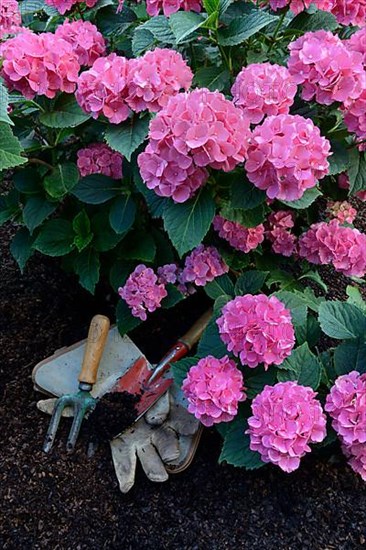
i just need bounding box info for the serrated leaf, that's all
[231,177,266,210]
[193,66,230,92]
[277,343,322,390]
[280,187,322,209]
[43,163,79,199]
[218,10,278,46]
[23,196,57,233]
[139,15,176,43]
[348,150,366,195]
[288,9,338,32]
[274,290,307,327]
[334,340,366,376]
[0,82,12,125]
[122,230,156,262]
[116,299,142,335]
[299,270,328,293]
[10,228,34,272]
[0,189,20,225]
[163,188,215,256]
[169,11,205,43]
[318,301,366,340]
[246,370,277,399]
[72,175,121,204]
[197,314,227,358]
[346,285,366,314]
[235,270,268,295]
[109,194,136,234]
[161,284,185,309]
[219,419,264,470]
[74,248,100,294]
[328,141,350,176]
[132,28,155,56]
[40,96,91,128]
[171,357,199,389]
[295,315,321,348]
[91,212,124,252]
[0,123,27,171]
[293,287,324,313]
[33,219,75,257]
[220,203,265,228]
[73,210,93,252]
[105,116,149,162]
[204,274,235,300]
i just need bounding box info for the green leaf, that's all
[138,15,176,44]
[91,212,124,252]
[23,195,57,233]
[74,248,100,294]
[219,0,234,15]
[346,285,366,314]
[348,150,366,195]
[0,189,20,225]
[33,219,75,257]
[288,9,338,32]
[19,0,45,16]
[204,274,235,300]
[280,187,322,209]
[161,284,185,309]
[319,301,366,340]
[40,95,91,128]
[295,315,321,348]
[0,82,12,125]
[132,28,155,56]
[109,260,132,292]
[197,314,227,358]
[328,141,350,176]
[10,228,34,272]
[97,5,136,36]
[246,370,277,399]
[204,0,219,15]
[277,343,322,390]
[220,203,265,228]
[299,270,328,293]
[73,210,93,252]
[274,290,308,327]
[169,11,205,43]
[43,163,79,199]
[217,10,278,46]
[109,194,136,234]
[122,230,156,262]
[72,175,121,204]
[219,419,264,470]
[293,287,324,313]
[231,177,266,210]
[235,270,268,295]
[116,299,142,335]
[105,115,150,162]
[13,169,40,195]
[171,357,199,389]
[0,123,27,171]
[334,340,366,376]
[193,66,230,92]
[163,188,215,256]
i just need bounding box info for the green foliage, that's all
[171,356,200,388]
[105,115,150,162]
[235,270,268,295]
[40,96,91,128]
[219,418,264,469]
[318,301,366,340]
[0,123,27,171]
[72,175,122,204]
[334,340,366,376]
[348,151,366,195]
[277,343,322,390]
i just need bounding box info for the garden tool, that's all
[43,314,110,453]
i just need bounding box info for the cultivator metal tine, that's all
[66,404,85,453]
[43,396,74,453]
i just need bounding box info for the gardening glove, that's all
[110,388,201,494]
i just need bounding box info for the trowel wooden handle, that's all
[179,308,213,349]
[78,315,110,385]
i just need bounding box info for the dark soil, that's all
[90,391,141,441]
[1,223,366,550]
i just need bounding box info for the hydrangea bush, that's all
[1,0,366,479]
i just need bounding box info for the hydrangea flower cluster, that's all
[213,216,265,254]
[77,144,123,180]
[298,220,366,277]
[347,28,366,67]
[118,264,167,321]
[231,63,297,124]
[180,245,228,287]
[342,90,366,151]
[182,356,246,427]
[55,20,106,67]
[157,263,179,285]
[217,295,295,369]
[266,0,334,15]
[0,30,80,100]
[245,114,331,202]
[266,210,297,257]
[247,382,327,472]
[287,30,365,106]
[45,0,98,15]
[338,173,366,201]
[138,89,251,203]
[146,0,202,17]
[329,0,366,27]
[326,201,357,225]
[127,48,193,113]
[325,371,366,481]
[76,54,130,124]
[0,0,21,39]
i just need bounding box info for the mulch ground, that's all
[1,222,366,550]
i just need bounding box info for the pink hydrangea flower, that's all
[329,0,366,27]
[182,355,246,427]
[55,19,106,67]
[180,245,228,287]
[342,90,366,152]
[231,63,297,124]
[245,114,331,202]
[138,89,250,203]
[0,0,21,39]
[326,201,357,224]
[157,263,179,285]
[0,30,80,100]
[338,173,366,201]
[127,48,193,113]
[288,30,365,106]
[217,294,295,369]
[77,144,123,180]
[267,210,295,230]
[76,54,131,124]
[269,227,297,257]
[343,442,366,482]
[213,216,265,254]
[325,371,366,446]
[118,264,167,321]
[298,220,366,277]
[146,0,202,17]
[263,0,333,14]
[347,28,366,67]
[247,381,327,473]
[45,0,98,15]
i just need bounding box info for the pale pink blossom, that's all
[118,264,167,321]
[329,0,366,27]
[231,63,297,124]
[326,201,357,224]
[342,90,366,152]
[180,245,228,287]
[247,381,327,472]
[55,20,106,67]
[217,294,295,369]
[213,216,265,254]
[245,114,330,202]
[182,355,246,427]
[343,442,366,482]
[347,28,366,67]
[127,48,193,113]
[146,0,202,17]
[77,144,123,180]
[0,0,21,39]
[45,0,98,15]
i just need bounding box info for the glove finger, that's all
[137,443,169,483]
[152,425,180,463]
[169,403,200,436]
[110,437,137,494]
[144,391,170,426]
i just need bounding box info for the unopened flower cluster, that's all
[248,381,327,472]
[0,0,21,39]
[182,356,246,427]
[325,372,366,481]
[326,201,357,225]
[298,220,366,277]
[77,144,123,180]
[217,295,295,369]
[266,210,297,257]
[213,216,265,254]
[138,89,250,203]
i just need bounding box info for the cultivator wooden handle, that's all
[78,314,110,386]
